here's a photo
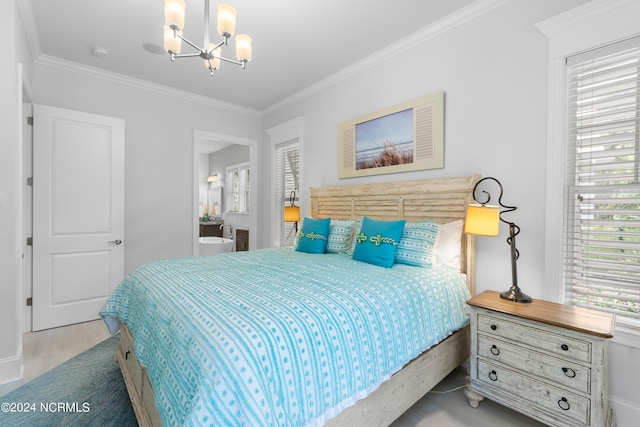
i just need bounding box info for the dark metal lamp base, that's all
[500,286,532,303]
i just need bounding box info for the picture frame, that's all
[337,92,444,178]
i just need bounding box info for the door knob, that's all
[108,239,122,245]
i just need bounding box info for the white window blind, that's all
[274,140,299,247]
[565,36,640,322]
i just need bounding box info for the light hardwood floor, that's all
[0,320,111,397]
[1,321,544,426]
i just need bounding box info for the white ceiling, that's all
[20,0,477,113]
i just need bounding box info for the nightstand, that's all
[465,290,616,427]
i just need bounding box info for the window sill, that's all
[612,322,640,349]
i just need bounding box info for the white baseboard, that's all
[610,395,640,427]
[0,349,23,386]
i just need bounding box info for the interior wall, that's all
[263,0,586,300]
[31,64,262,274]
[0,0,22,384]
[261,1,638,424]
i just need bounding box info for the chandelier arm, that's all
[210,39,226,51]
[171,53,203,59]
[175,32,204,53]
[218,56,245,67]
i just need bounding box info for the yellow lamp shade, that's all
[217,4,237,37]
[465,204,500,236]
[284,206,300,222]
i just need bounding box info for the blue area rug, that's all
[0,334,137,426]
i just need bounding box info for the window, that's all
[225,162,249,213]
[266,117,305,248]
[274,140,299,247]
[564,36,640,323]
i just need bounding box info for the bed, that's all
[101,175,480,426]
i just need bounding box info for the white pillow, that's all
[395,220,440,267]
[326,219,356,254]
[434,219,463,270]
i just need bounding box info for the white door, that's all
[32,105,125,331]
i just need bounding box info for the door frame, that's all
[22,68,33,332]
[192,130,259,255]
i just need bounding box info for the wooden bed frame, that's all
[116,175,480,427]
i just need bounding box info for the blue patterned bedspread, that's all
[101,248,470,427]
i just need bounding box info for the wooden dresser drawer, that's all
[477,313,592,364]
[477,334,591,394]
[477,360,590,425]
[119,326,143,396]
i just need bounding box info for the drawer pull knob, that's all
[125,350,130,360]
[562,367,576,378]
[490,345,500,356]
[488,370,498,381]
[561,344,569,351]
[490,324,497,331]
[558,397,571,411]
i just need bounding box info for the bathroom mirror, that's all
[209,186,223,216]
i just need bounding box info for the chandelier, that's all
[163,0,252,76]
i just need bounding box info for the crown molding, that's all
[34,55,261,117]
[17,0,41,60]
[19,0,510,118]
[535,0,640,59]
[262,0,511,116]
[535,0,635,36]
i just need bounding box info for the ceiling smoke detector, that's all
[92,46,109,58]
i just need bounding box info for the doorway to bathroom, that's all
[192,130,258,255]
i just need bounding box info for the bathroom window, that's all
[226,162,250,213]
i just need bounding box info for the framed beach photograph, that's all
[337,92,444,178]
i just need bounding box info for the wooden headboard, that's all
[309,175,480,295]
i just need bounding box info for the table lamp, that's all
[284,190,300,232]
[465,177,531,303]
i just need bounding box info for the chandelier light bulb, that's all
[163,25,182,54]
[235,34,252,62]
[164,0,186,30]
[204,45,222,72]
[217,4,237,37]
[163,1,250,76]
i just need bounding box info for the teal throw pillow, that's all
[352,217,406,268]
[295,217,331,254]
[395,221,440,267]
[326,219,356,254]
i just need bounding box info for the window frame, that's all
[273,141,300,247]
[564,38,640,324]
[266,117,305,248]
[537,0,640,345]
[225,161,250,213]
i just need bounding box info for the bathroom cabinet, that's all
[236,229,249,251]
[200,223,223,237]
